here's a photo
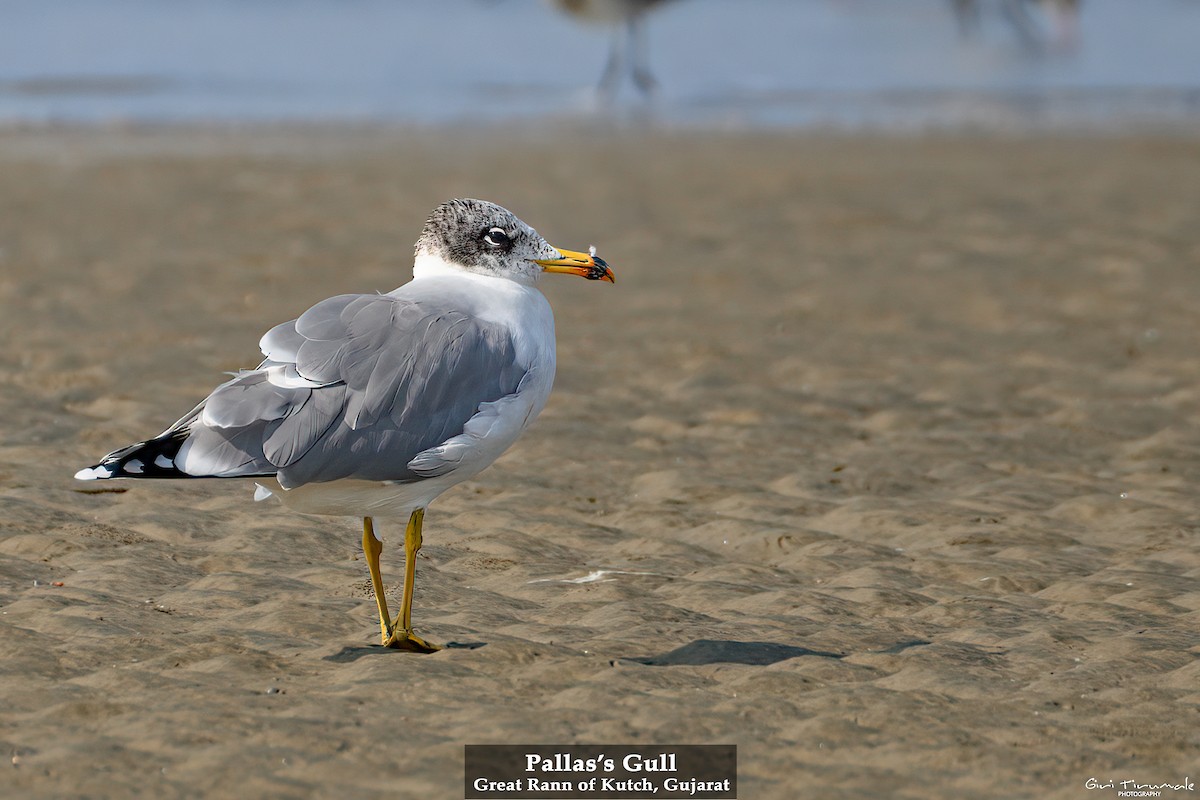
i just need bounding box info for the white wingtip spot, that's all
[253,483,274,502]
[154,454,174,469]
[124,459,144,474]
[74,465,113,481]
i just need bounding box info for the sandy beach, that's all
[0,127,1197,798]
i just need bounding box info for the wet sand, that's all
[0,127,1197,799]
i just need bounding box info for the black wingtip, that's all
[75,432,193,481]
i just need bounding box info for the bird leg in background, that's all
[1000,0,1043,52]
[598,23,627,100]
[384,507,441,653]
[628,14,657,96]
[362,516,392,645]
[950,0,981,37]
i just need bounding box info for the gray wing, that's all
[173,292,527,488]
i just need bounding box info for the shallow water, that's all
[0,0,1197,130]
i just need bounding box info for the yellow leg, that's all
[362,517,392,645]
[383,508,441,652]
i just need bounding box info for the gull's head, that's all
[414,198,614,286]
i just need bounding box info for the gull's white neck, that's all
[412,253,540,287]
[412,253,466,281]
[403,253,556,370]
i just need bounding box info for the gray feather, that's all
[262,385,344,468]
[204,372,308,429]
[259,320,305,363]
[169,291,527,489]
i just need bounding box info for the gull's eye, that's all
[483,227,510,248]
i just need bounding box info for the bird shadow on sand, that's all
[321,637,934,665]
[322,641,487,663]
[613,639,844,667]
[612,637,932,667]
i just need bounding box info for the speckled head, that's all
[414,199,615,285]
[414,199,553,283]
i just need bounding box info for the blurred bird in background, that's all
[950,0,1081,52]
[546,0,676,99]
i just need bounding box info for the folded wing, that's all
[136,292,530,488]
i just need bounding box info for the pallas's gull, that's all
[76,199,615,652]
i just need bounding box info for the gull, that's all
[546,0,676,98]
[950,0,1080,52]
[75,199,615,652]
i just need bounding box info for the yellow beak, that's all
[534,248,616,283]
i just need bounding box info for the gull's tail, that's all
[75,430,194,481]
[76,395,277,482]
